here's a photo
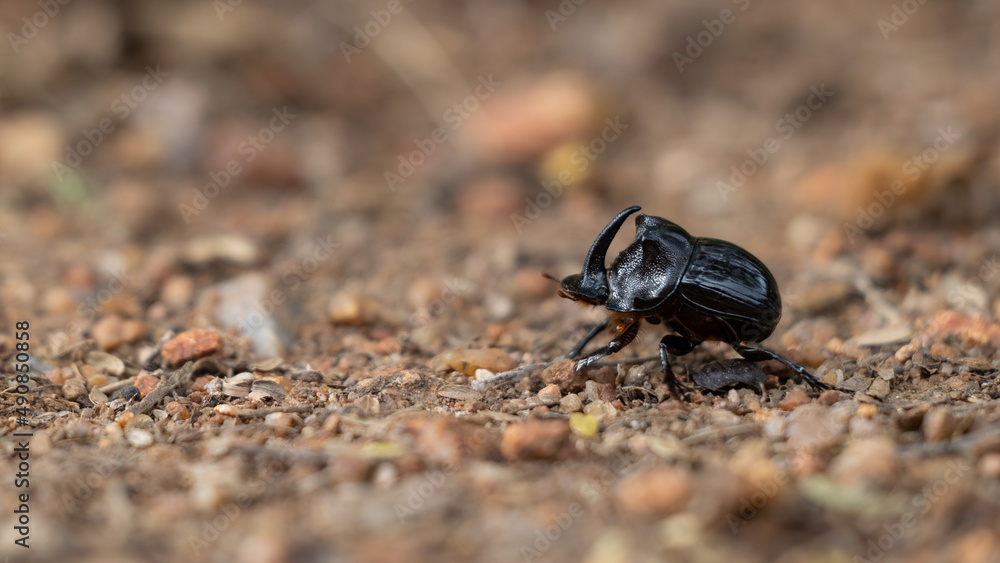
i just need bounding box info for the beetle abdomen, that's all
[673,238,782,343]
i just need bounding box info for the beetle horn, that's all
[581,206,641,282]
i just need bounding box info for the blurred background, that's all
[4,0,1000,344]
[4,1,1000,235]
[4,0,1000,561]
[3,0,1000,287]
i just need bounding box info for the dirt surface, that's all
[3,1,1000,562]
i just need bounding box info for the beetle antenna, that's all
[541,272,560,282]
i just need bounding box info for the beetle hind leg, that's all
[659,335,697,400]
[731,343,841,392]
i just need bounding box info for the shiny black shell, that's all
[605,214,781,344]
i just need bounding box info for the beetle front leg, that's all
[575,319,639,371]
[567,319,609,359]
[731,344,844,392]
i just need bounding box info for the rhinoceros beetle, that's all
[557,206,836,399]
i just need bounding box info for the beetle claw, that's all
[666,379,692,401]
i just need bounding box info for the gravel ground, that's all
[3,1,1000,562]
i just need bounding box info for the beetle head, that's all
[558,206,641,306]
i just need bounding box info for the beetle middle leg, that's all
[730,343,839,392]
[575,318,639,371]
[659,334,697,400]
[567,319,610,359]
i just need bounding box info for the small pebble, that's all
[779,388,811,411]
[406,276,441,309]
[726,388,741,408]
[584,381,606,403]
[923,407,957,442]
[79,365,106,387]
[215,404,239,417]
[646,435,692,461]
[116,411,135,428]
[92,315,145,351]
[126,428,153,448]
[135,372,161,398]
[87,351,126,377]
[436,348,517,377]
[165,401,190,420]
[161,275,195,308]
[354,394,381,415]
[161,329,223,366]
[501,419,573,461]
[62,378,88,402]
[817,389,841,406]
[580,529,631,563]
[42,287,76,315]
[46,368,68,386]
[328,291,379,325]
[730,440,783,487]
[616,466,692,517]
[867,377,891,400]
[485,293,514,320]
[786,404,843,453]
[857,403,878,419]
[235,535,289,563]
[104,422,124,438]
[372,462,398,491]
[828,437,899,488]
[569,412,599,439]
[89,386,109,405]
[660,513,703,549]
[559,393,583,414]
[538,384,561,399]
[541,359,592,392]
[203,378,224,394]
[848,415,882,439]
[181,234,258,266]
[977,453,1000,478]
[408,416,497,466]
[264,412,297,428]
[322,414,341,434]
[930,342,961,359]
[582,401,605,420]
[855,325,913,347]
[763,412,787,440]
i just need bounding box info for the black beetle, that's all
[557,206,835,399]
